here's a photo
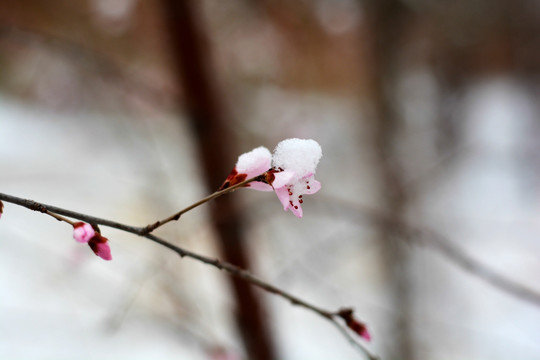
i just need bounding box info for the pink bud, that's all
[337,308,371,342]
[360,328,371,342]
[73,222,95,243]
[220,147,272,190]
[89,234,112,261]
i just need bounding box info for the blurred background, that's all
[1,0,540,359]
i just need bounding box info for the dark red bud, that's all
[219,168,248,190]
[337,308,371,342]
[88,233,108,255]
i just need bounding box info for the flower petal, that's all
[271,170,295,189]
[275,186,291,210]
[248,182,273,191]
[73,222,95,243]
[289,200,303,218]
[304,179,321,194]
[89,239,112,261]
[360,328,371,342]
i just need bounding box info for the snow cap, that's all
[236,146,272,178]
[272,138,322,181]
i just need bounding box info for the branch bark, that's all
[0,192,377,360]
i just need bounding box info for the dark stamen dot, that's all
[294,205,298,209]
[299,199,303,204]
[307,186,311,189]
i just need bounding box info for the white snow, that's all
[272,138,322,181]
[235,146,271,173]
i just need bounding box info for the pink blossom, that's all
[271,139,322,218]
[220,139,322,218]
[72,222,112,261]
[360,328,372,342]
[220,146,272,190]
[89,234,113,261]
[273,172,321,218]
[73,222,95,243]
[337,308,371,342]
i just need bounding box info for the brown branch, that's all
[141,175,259,234]
[0,192,377,360]
[320,195,540,308]
[45,210,75,225]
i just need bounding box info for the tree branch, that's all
[321,196,540,308]
[0,192,376,359]
[141,175,259,234]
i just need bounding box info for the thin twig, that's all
[0,192,376,360]
[141,176,260,234]
[45,210,75,225]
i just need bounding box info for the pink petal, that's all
[304,179,321,194]
[73,223,95,243]
[361,328,371,342]
[271,170,295,188]
[90,241,112,261]
[289,202,303,218]
[245,161,271,179]
[247,182,273,191]
[274,186,291,210]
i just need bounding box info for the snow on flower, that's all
[220,146,272,190]
[72,222,112,261]
[271,138,322,218]
[221,138,322,218]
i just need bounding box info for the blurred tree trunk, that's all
[362,1,415,359]
[160,1,277,359]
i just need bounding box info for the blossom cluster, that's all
[221,138,322,218]
[72,222,112,261]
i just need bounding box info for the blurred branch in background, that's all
[0,22,174,109]
[362,0,415,358]
[319,196,540,308]
[159,1,277,358]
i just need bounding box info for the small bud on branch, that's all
[337,308,371,342]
